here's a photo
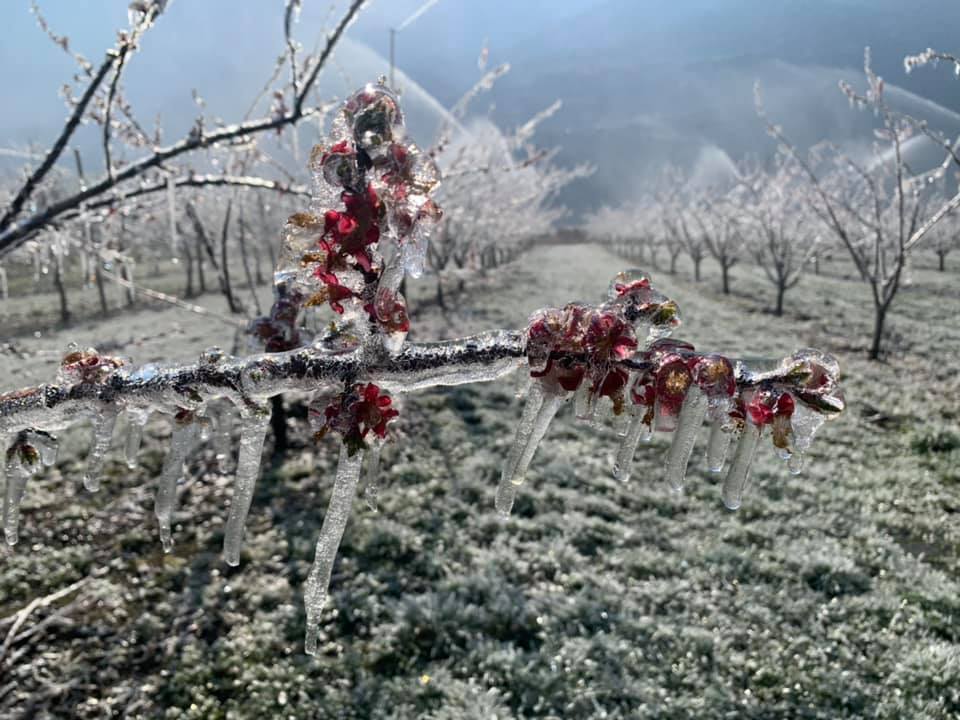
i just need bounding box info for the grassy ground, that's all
[1,243,958,719]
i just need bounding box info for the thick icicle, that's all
[364,443,381,513]
[223,406,270,566]
[83,407,118,492]
[706,419,732,473]
[664,385,709,492]
[154,419,199,552]
[497,383,564,515]
[3,449,37,546]
[495,382,545,516]
[721,423,762,510]
[125,407,150,469]
[304,444,363,656]
[512,392,564,485]
[613,408,650,482]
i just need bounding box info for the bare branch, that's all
[0,0,366,258]
[0,53,117,231]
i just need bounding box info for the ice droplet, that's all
[155,418,199,553]
[223,406,270,566]
[722,423,762,510]
[664,385,708,492]
[305,444,363,656]
[788,452,804,475]
[84,407,118,492]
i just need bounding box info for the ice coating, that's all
[304,444,363,656]
[155,414,198,552]
[223,406,271,566]
[251,79,442,359]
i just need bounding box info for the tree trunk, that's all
[869,303,887,361]
[721,263,730,294]
[196,231,207,294]
[182,240,195,298]
[436,276,445,308]
[775,282,785,317]
[94,262,109,316]
[53,255,71,325]
[813,254,820,276]
[938,251,946,272]
[669,251,678,275]
[693,257,702,282]
[253,237,265,285]
[238,213,262,315]
[219,202,243,314]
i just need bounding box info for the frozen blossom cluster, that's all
[0,82,845,656]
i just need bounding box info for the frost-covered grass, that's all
[1,243,958,719]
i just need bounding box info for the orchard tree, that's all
[732,158,820,315]
[758,49,959,359]
[691,195,744,295]
[929,208,958,271]
[0,83,847,656]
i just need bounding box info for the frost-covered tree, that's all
[428,100,588,305]
[691,195,744,295]
[929,208,959,271]
[732,158,820,315]
[0,84,847,656]
[758,50,959,359]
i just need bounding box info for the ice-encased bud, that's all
[342,83,404,159]
[606,269,681,344]
[607,269,652,302]
[781,349,845,416]
[317,141,361,189]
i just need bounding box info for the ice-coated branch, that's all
[0,330,526,432]
[0,81,847,658]
[60,174,310,222]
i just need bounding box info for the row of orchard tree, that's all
[588,53,960,360]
